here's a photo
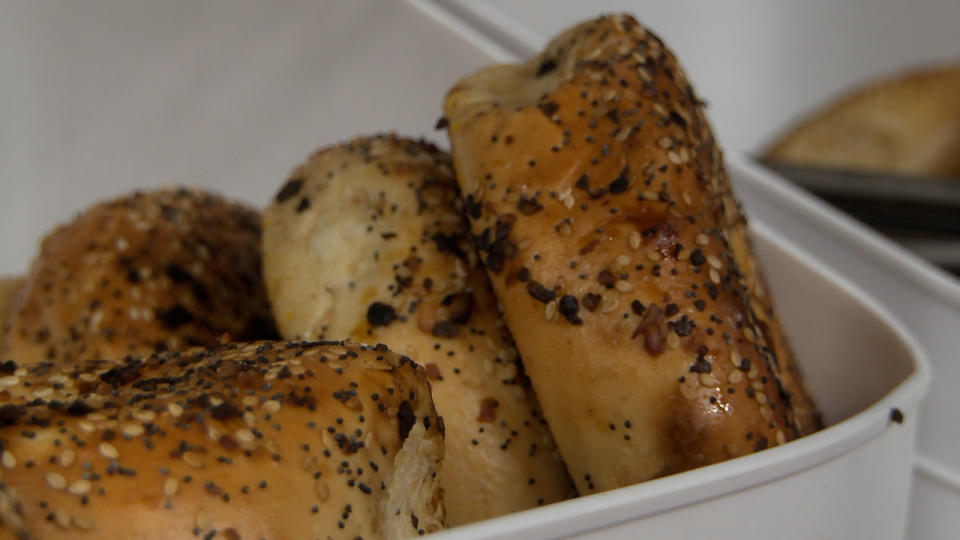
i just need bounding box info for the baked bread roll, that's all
[0,340,444,539]
[263,135,572,525]
[764,64,960,177]
[443,14,820,494]
[2,188,276,366]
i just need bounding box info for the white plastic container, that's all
[0,2,940,538]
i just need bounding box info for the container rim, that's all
[728,155,960,307]
[433,211,931,539]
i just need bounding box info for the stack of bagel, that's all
[0,14,818,539]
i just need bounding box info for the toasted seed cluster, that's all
[0,340,444,538]
[2,188,277,367]
[263,135,573,525]
[444,13,820,493]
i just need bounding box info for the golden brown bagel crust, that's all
[0,478,33,540]
[0,340,444,539]
[0,278,22,350]
[444,14,819,494]
[2,189,277,367]
[263,135,572,525]
[764,64,960,177]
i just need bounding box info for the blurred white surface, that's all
[0,0,488,275]
[470,0,960,155]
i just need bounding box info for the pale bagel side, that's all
[263,135,573,525]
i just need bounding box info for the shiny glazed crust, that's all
[0,340,444,539]
[263,135,573,525]
[444,14,819,494]
[2,188,277,366]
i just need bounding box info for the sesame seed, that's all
[316,481,330,502]
[776,430,786,446]
[616,255,632,266]
[709,268,721,284]
[756,392,769,405]
[68,479,92,495]
[122,424,145,438]
[263,400,281,414]
[657,136,673,149]
[679,384,697,400]
[2,450,16,468]
[728,370,743,384]
[666,331,680,350]
[614,126,633,141]
[0,375,20,386]
[78,421,95,434]
[60,449,75,468]
[183,452,203,468]
[164,478,178,497]
[600,297,619,313]
[99,443,119,460]
[544,300,558,321]
[54,509,71,529]
[46,472,67,490]
[707,254,723,269]
[760,406,773,420]
[167,403,183,418]
[742,327,757,343]
[73,515,94,530]
[235,429,255,444]
[196,511,210,530]
[696,234,710,246]
[645,249,661,262]
[699,373,718,387]
[628,231,641,250]
[133,409,157,422]
[667,150,682,165]
[615,280,633,292]
[682,191,693,206]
